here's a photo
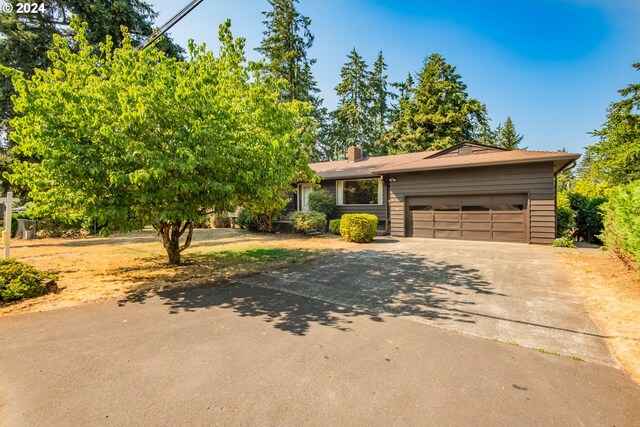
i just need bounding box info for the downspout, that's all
[382,175,390,234]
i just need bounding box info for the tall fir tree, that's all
[383,53,487,153]
[330,48,374,159]
[257,0,320,103]
[369,51,393,155]
[498,117,524,149]
[256,0,323,159]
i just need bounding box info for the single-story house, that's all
[295,142,579,244]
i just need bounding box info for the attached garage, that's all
[406,194,527,242]
[309,142,580,245]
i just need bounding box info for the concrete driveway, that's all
[238,238,614,365]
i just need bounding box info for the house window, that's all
[337,178,382,205]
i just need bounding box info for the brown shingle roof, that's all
[309,150,438,180]
[309,143,579,179]
[374,149,580,174]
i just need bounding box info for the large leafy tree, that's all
[2,20,313,265]
[384,53,487,153]
[0,0,183,193]
[586,62,640,185]
[330,48,374,159]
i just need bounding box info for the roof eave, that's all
[373,154,581,175]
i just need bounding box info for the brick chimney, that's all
[347,145,364,162]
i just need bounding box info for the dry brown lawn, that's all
[2,228,354,316]
[557,247,640,382]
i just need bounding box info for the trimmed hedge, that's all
[0,259,56,302]
[288,211,326,234]
[340,213,377,243]
[328,218,341,235]
[601,180,640,263]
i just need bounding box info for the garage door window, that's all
[462,205,491,211]
[409,205,433,211]
[493,204,524,211]
[434,204,459,211]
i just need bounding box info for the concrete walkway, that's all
[239,238,614,365]
[0,283,639,426]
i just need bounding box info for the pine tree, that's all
[384,53,487,153]
[331,48,374,159]
[257,0,323,160]
[257,0,320,104]
[369,51,393,155]
[498,117,524,149]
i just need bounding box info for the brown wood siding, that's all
[388,163,556,244]
[319,179,387,222]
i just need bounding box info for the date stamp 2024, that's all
[2,2,46,14]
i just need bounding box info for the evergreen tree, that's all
[384,53,487,153]
[331,48,374,159]
[256,0,323,160]
[369,51,393,155]
[587,62,640,185]
[498,117,524,149]
[257,0,320,104]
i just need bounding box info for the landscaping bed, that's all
[557,247,640,382]
[2,228,352,316]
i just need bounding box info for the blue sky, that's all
[148,0,640,154]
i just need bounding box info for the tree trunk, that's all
[153,220,194,265]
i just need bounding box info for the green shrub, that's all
[340,213,377,243]
[601,180,640,263]
[552,237,576,248]
[288,211,326,234]
[556,191,576,238]
[211,213,231,229]
[329,218,341,235]
[568,193,607,243]
[308,190,335,217]
[237,208,257,231]
[0,259,56,302]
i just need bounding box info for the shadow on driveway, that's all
[118,250,498,336]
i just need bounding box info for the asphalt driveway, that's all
[1,237,638,426]
[238,238,614,365]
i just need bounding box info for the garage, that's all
[406,194,528,243]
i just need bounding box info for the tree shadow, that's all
[118,249,500,336]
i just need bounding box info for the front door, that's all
[300,184,313,211]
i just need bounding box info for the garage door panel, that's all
[462,213,491,221]
[412,212,433,220]
[493,231,525,241]
[413,228,433,238]
[434,213,460,221]
[436,222,461,230]
[493,221,525,231]
[462,221,491,230]
[492,212,524,222]
[435,229,461,239]
[462,230,492,240]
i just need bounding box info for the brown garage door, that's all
[406,194,528,243]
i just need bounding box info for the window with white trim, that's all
[336,178,383,205]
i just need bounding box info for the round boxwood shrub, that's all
[340,213,377,243]
[0,259,56,302]
[328,218,341,235]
